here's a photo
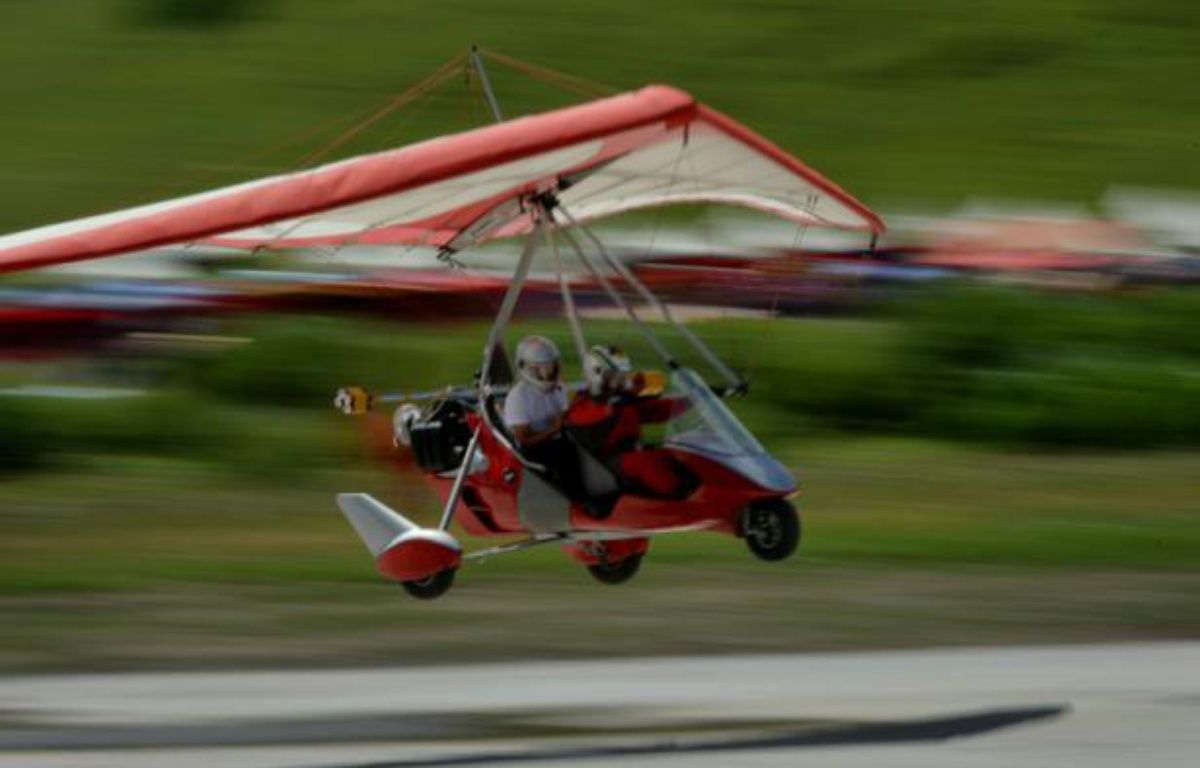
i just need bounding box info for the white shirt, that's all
[503,380,567,433]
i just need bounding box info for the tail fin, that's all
[336,493,416,557]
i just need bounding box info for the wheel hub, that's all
[746,509,783,548]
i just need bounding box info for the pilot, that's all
[504,335,569,457]
[503,335,591,504]
[566,345,689,500]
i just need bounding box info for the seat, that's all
[486,390,618,502]
[565,433,621,497]
[483,392,513,442]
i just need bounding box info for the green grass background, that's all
[1,1,1198,669]
[2,307,1199,670]
[0,0,1196,237]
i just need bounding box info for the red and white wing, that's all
[0,86,883,274]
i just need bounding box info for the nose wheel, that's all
[587,554,644,585]
[743,499,801,562]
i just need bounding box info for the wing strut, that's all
[439,210,545,533]
[437,424,483,532]
[556,204,747,395]
[555,220,676,365]
[480,211,544,389]
[544,223,589,372]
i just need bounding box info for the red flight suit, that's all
[565,392,688,498]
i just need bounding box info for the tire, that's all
[588,554,643,585]
[401,568,456,600]
[743,499,801,562]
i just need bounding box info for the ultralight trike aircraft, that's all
[333,194,812,599]
[0,50,885,599]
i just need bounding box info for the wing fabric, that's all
[0,86,884,273]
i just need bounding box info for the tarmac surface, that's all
[0,642,1196,767]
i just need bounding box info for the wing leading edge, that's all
[0,85,883,274]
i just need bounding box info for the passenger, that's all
[566,345,690,500]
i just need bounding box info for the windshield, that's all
[664,368,766,458]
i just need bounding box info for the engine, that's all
[396,398,472,474]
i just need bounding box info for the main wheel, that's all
[401,568,456,600]
[588,554,643,585]
[743,499,801,562]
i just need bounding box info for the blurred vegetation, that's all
[0,399,49,473]
[0,1,1197,671]
[0,0,1196,237]
[2,286,1198,481]
[128,0,271,28]
[175,285,1200,450]
[1,287,1198,668]
[1,435,1197,670]
[0,389,355,480]
[743,286,1200,448]
[184,316,485,407]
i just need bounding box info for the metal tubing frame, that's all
[543,223,589,370]
[464,533,565,562]
[556,206,745,391]
[480,212,543,389]
[555,222,677,366]
[438,424,482,531]
[440,209,544,532]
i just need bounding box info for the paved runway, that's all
[0,642,1196,767]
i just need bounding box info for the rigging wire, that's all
[476,48,617,98]
[129,82,422,206]
[212,69,453,270]
[173,49,619,277]
[371,66,464,154]
[366,48,598,305]
[546,225,589,371]
[294,52,469,169]
[161,53,469,256]
[233,91,411,174]
[741,195,817,389]
[436,52,516,331]
[633,131,689,363]
[453,62,477,135]
[207,52,471,182]
[326,65,511,330]
[178,49,608,246]
[466,60,481,131]
[439,70,512,327]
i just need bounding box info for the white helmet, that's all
[584,344,633,395]
[515,335,561,391]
